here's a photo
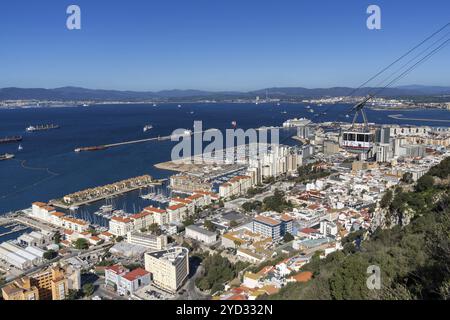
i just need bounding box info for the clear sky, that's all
[0,0,449,91]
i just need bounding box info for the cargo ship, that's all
[74,146,108,153]
[26,124,60,132]
[0,153,15,161]
[0,136,23,144]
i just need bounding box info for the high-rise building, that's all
[1,276,39,300]
[2,264,80,300]
[144,247,189,293]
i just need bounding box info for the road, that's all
[179,261,210,300]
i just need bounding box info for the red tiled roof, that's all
[254,215,280,226]
[111,216,132,223]
[299,228,319,234]
[171,197,192,204]
[105,265,128,275]
[130,212,151,220]
[143,206,166,214]
[32,202,47,207]
[280,214,293,222]
[167,203,186,211]
[122,268,149,282]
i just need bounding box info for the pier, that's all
[73,129,222,153]
[388,114,450,123]
[74,133,188,152]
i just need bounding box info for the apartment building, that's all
[144,247,189,293]
[2,264,81,300]
[126,231,168,250]
[185,224,217,244]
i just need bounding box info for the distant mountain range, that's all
[1,85,449,101]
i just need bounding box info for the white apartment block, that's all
[144,247,189,294]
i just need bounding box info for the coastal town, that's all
[1,118,449,301]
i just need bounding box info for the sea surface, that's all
[0,103,449,217]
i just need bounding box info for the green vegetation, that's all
[74,238,89,250]
[229,220,238,228]
[401,172,414,184]
[115,236,124,243]
[82,283,95,297]
[148,223,162,235]
[53,231,61,244]
[196,254,249,294]
[246,187,265,197]
[183,215,195,227]
[124,263,143,270]
[242,200,262,212]
[283,232,295,242]
[65,289,82,300]
[295,162,332,183]
[43,250,58,260]
[262,189,293,213]
[204,220,215,232]
[263,157,450,300]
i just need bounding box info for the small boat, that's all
[18,144,23,151]
[178,104,182,108]
[153,103,157,107]
[0,153,14,161]
[190,111,194,114]
[281,111,287,114]
[143,124,153,132]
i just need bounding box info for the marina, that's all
[50,175,165,209]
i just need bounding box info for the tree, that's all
[183,216,195,227]
[74,238,89,250]
[283,232,294,242]
[65,289,81,300]
[415,175,434,192]
[401,172,414,184]
[148,223,161,234]
[82,283,95,297]
[380,189,393,208]
[115,236,124,243]
[242,201,261,212]
[229,220,238,228]
[43,250,58,260]
[204,219,215,232]
[53,231,61,244]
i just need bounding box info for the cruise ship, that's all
[0,153,15,161]
[26,124,60,132]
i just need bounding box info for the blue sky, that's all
[0,0,449,91]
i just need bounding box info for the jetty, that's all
[50,175,165,209]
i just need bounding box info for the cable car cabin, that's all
[341,131,374,153]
